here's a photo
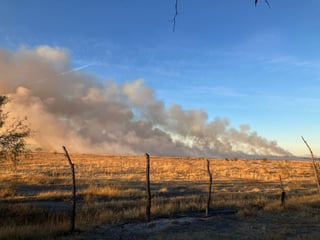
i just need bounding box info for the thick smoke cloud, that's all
[0,46,292,157]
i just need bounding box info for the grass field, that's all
[0,152,320,239]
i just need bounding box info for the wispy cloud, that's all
[178,86,247,98]
[262,55,320,73]
[262,94,320,112]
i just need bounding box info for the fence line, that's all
[1,152,319,229]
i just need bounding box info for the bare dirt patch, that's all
[64,210,320,240]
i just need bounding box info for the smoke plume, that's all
[0,46,291,157]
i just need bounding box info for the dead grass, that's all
[0,153,320,239]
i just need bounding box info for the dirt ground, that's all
[64,211,320,240]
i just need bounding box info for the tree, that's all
[0,96,30,163]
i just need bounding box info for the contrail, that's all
[59,62,97,76]
[27,62,97,86]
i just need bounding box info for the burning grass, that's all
[0,152,319,239]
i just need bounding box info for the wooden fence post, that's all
[63,146,76,233]
[145,153,151,223]
[206,159,213,217]
[301,136,320,194]
[279,175,286,207]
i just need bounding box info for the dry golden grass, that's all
[0,152,319,239]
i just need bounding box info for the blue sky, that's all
[1,0,320,156]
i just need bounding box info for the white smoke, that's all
[0,46,292,157]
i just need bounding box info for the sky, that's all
[1,0,320,157]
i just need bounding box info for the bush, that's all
[0,96,30,163]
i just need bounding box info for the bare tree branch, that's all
[172,1,271,32]
[172,0,178,32]
[255,0,271,8]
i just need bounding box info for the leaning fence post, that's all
[301,136,320,194]
[205,159,213,217]
[63,146,76,233]
[145,153,151,223]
